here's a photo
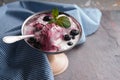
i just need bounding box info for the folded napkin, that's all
[0,0,102,80]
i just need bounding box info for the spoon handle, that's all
[3,35,34,44]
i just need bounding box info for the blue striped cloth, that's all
[0,0,102,80]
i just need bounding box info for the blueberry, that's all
[34,42,41,49]
[72,36,75,39]
[70,29,79,36]
[64,34,71,41]
[27,38,36,43]
[67,42,73,46]
[43,16,51,21]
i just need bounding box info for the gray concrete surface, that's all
[0,0,120,10]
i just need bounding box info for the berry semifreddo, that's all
[23,9,81,53]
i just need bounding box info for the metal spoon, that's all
[2,34,34,44]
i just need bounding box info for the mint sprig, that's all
[49,8,71,28]
[52,8,59,19]
[56,16,71,28]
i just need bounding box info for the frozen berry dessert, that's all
[22,8,81,53]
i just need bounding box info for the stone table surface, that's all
[55,10,120,80]
[1,0,120,80]
[0,0,120,10]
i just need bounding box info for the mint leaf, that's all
[49,8,71,28]
[56,16,71,28]
[48,18,56,24]
[52,8,59,18]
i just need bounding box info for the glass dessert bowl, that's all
[21,9,82,75]
[22,10,82,54]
